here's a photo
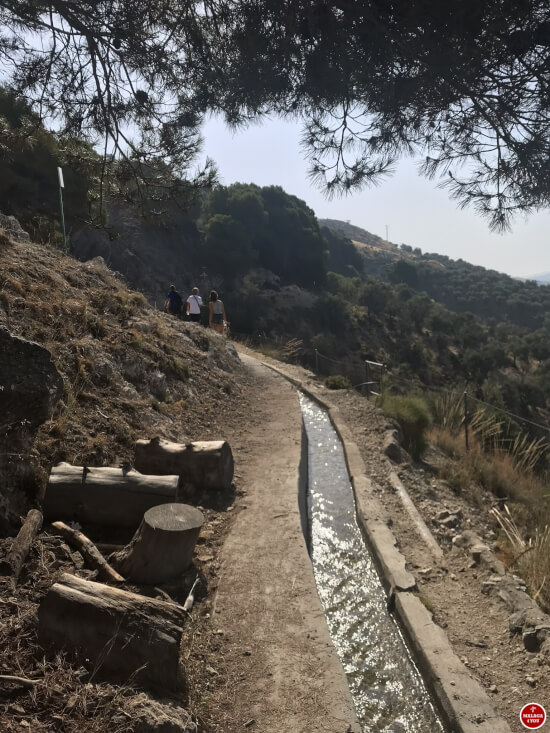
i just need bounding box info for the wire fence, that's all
[230,330,550,453]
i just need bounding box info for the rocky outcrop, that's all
[0,328,63,531]
[383,429,404,462]
[0,328,64,431]
[0,213,30,242]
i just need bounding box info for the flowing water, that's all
[299,393,445,732]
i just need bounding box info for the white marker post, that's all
[57,166,67,251]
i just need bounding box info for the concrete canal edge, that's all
[261,361,512,733]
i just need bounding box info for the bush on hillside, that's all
[325,375,352,390]
[381,394,432,459]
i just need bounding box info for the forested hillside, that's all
[1,91,549,435]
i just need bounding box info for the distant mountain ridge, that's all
[524,272,550,284]
[320,216,550,332]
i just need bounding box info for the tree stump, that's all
[43,463,179,527]
[38,573,186,692]
[134,438,234,490]
[110,503,204,584]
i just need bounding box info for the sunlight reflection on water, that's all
[299,393,444,732]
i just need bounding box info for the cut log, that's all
[111,503,204,584]
[43,463,179,527]
[38,573,186,692]
[134,438,234,490]
[50,521,124,583]
[0,509,43,582]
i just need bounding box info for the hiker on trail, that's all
[186,287,203,323]
[208,290,226,334]
[165,285,183,317]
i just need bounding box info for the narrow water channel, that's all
[299,393,445,732]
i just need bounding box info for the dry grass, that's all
[430,413,550,612]
[491,506,550,612]
[430,425,544,502]
[253,343,282,360]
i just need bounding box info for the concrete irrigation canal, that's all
[299,393,445,732]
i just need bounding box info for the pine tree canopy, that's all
[1,1,549,227]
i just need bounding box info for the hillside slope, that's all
[0,231,261,731]
[0,233,244,481]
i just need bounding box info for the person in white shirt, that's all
[186,287,203,323]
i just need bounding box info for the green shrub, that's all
[381,394,432,459]
[325,374,352,390]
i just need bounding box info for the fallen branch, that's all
[0,675,39,688]
[50,521,124,583]
[0,509,43,582]
[154,587,174,603]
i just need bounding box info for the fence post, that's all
[365,361,370,399]
[464,391,469,451]
[315,349,319,375]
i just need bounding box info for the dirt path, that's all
[207,354,359,733]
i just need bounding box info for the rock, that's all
[383,431,403,463]
[537,639,550,666]
[436,509,451,521]
[149,371,168,401]
[0,327,64,430]
[441,515,460,529]
[471,543,489,563]
[526,676,537,687]
[454,532,506,575]
[0,212,30,242]
[523,626,550,653]
[0,328,63,529]
[85,256,108,270]
[489,684,498,694]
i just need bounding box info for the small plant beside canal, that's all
[380,394,431,460]
[325,374,352,390]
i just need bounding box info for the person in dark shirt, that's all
[165,285,183,317]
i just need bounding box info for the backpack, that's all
[173,291,183,313]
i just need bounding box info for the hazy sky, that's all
[201,115,549,279]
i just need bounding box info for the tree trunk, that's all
[50,521,124,583]
[43,462,179,527]
[38,573,186,692]
[134,438,234,490]
[110,503,204,584]
[0,509,43,582]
